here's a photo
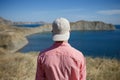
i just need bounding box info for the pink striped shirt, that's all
[36,42,86,80]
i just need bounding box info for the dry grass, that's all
[0,52,38,80]
[86,57,120,80]
[0,52,120,80]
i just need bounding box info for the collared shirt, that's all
[36,42,86,80]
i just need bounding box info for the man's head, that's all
[52,18,70,41]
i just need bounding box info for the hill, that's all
[38,20,116,33]
[70,20,115,30]
[0,17,13,25]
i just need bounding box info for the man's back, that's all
[36,42,86,80]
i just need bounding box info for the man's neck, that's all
[55,41,68,43]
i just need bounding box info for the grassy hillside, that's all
[0,52,120,80]
[0,52,38,80]
[86,57,120,80]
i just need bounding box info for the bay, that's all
[19,26,120,59]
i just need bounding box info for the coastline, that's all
[0,20,116,54]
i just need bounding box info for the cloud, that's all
[97,10,120,15]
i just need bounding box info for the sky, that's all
[0,0,120,24]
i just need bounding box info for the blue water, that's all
[19,25,120,59]
[15,24,43,28]
[115,25,120,29]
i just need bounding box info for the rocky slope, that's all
[0,17,29,54]
[38,21,115,33]
[70,20,115,30]
[0,17,13,25]
[0,31,28,54]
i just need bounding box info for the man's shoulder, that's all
[69,46,82,53]
[39,46,56,56]
[68,46,85,58]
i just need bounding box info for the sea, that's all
[17,24,120,59]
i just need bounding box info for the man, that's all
[36,18,86,80]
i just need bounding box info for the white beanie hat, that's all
[52,18,70,41]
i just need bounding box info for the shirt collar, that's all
[52,41,70,48]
